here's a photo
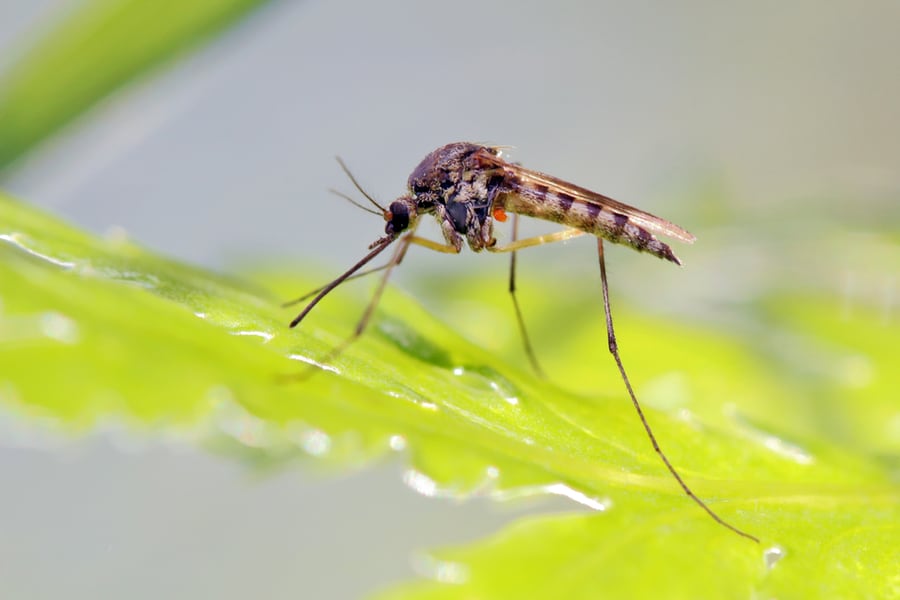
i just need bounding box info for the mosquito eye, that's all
[385,202,409,234]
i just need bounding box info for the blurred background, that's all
[1,0,897,598]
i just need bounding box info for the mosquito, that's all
[286,142,759,543]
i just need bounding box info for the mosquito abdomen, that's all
[499,185,682,265]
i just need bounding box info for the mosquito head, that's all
[384,196,417,236]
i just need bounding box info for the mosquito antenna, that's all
[335,156,388,214]
[328,188,383,216]
[290,235,397,328]
[596,239,759,544]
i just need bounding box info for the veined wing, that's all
[475,148,696,244]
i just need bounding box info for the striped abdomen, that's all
[498,183,681,265]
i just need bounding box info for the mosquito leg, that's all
[596,239,759,543]
[320,233,459,360]
[489,227,586,253]
[308,233,414,370]
[488,225,585,377]
[506,214,546,378]
[406,236,461,254]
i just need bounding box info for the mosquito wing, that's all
[474,147,696,244]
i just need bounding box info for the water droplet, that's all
[215,405,269,448]
[451,365,522,406]
[490,380,519,405]
[385,388,439,411]
[491,482,611,511]
[412,553,469,584]
[101,268,160,289]
[726,406,815,465]
[298,429,331,457]
[209,389,285,449]
[764,545,786,570]
[676,407,703,430]
[485,465,500,479]
[389,434,407,451]
[231,330,274,343]
[0,233,75,269]
[542,483,610,511]
[762,436,813,464]
[288,353,340,374]
[39,312,79,344]
[403,469,439,497]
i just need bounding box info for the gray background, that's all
[1,0,898,598]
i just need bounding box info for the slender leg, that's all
[290,231,464,376]
[596,239,759,543]
[306,234,414,369]
[340,232,461,342]
[489,227,586,253]
[489,227,584,377]
[405,235,461,254]
[507,214,546,378]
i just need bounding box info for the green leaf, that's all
[376,495,899,600]
[0,0,275,171]
[1,192,897,599]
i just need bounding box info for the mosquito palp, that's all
[289,234,397,329]
[282,262,392,308]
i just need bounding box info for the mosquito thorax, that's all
[407,142,496,200]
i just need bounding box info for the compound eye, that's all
[385,202,409,235]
